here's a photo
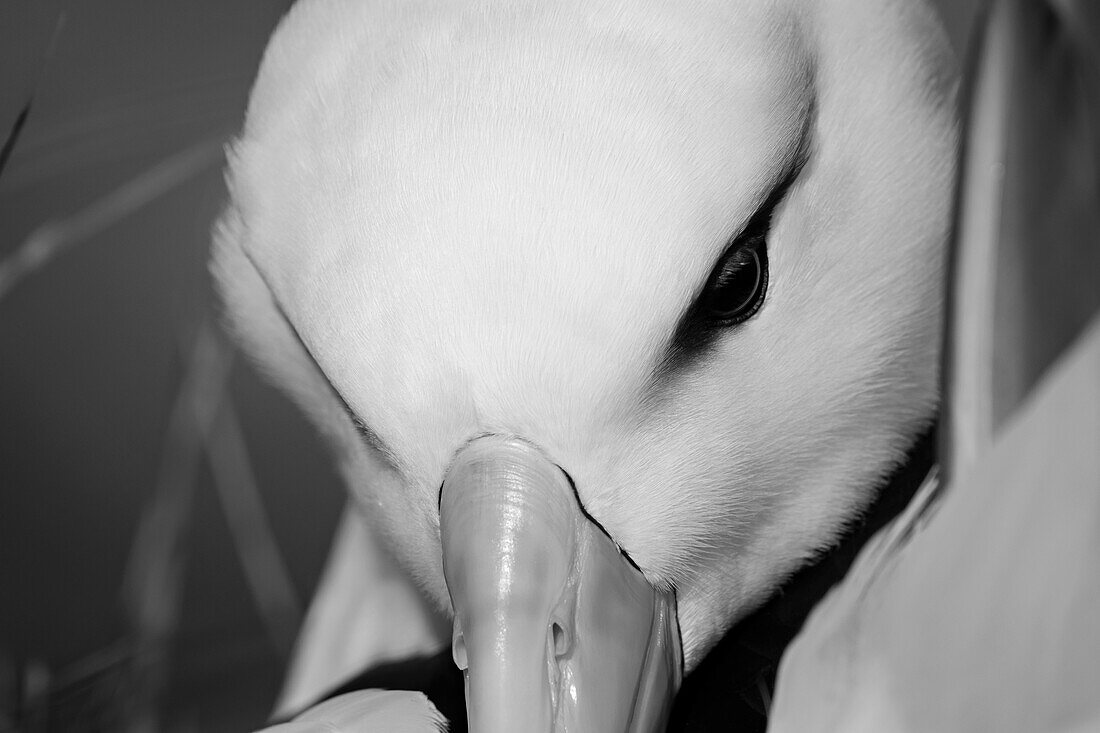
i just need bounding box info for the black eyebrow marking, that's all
[654,103,816,381]
[237,246,405,471]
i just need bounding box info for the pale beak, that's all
[440,435,681,732]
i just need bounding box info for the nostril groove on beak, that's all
[438,436,682,731]
[551,620,570,659]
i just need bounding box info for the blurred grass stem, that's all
[0,137,226,303]
[121,323,233,733]
[206,389,303,661]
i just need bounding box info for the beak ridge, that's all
[439,436,680,732]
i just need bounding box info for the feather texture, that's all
[213,0,958,684]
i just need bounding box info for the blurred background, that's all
[0,1,981,731]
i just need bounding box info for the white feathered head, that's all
[213,0,956,728]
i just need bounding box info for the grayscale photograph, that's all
[1,0,1097,731]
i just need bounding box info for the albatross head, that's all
[213,0,956,729]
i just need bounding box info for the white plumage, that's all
[213,0,958,727]
[770,317,1100,732]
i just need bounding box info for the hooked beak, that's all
[440,436,681,732]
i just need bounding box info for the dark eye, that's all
[701,235,768,325]
[663,160,803,366]
[664,229,771,361]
